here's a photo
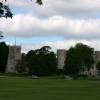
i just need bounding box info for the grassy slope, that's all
[0,77,100,100]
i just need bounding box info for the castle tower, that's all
[94,51,100,62]
[57,49,66,70]
[93,51,100,75]
[6,45,21,73]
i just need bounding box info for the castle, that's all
[57,49,100,76]
[5,46,100,76]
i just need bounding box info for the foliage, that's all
[16,53,27,73]
[18,46,57,75]
[96,61,100,70]
[0,0,42,18]
[0,2,13,18]
[0,42,9,72]
[64,43,94,77]
[26,46,57,75]
[34,0,43,5]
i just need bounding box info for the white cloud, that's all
[0,14,100,40]
[1,0,100,52]
[4,0,100,18]
[21,40,100,53]
[21,40,79,53]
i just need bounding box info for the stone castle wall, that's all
[94,51,100,62]
[57,49,100,76]
[6,45,21,73]
[57,49,66,70]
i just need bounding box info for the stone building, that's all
[6,45,21,73]
[57,49,100,76]
[84,51,100,76]
[94,51,100,63]
[57,49,66,70]
[93,51,100,75]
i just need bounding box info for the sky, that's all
[1,0,100,53]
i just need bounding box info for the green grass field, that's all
[0,77,100,100]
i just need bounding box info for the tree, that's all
[32,0,43,5]
[0,0,42,18]
[96,61,100,70]
[64,43,94,77]
[16,53,27,73]
[25,46,57,75]
[0,2,12,18]
[0,42,9,72]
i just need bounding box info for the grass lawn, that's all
[0,77,100,100]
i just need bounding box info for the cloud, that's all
[4,0,100,18]
[1,0,100,52]
[0,13,100,40]
[21,40,80,53]
[21,40,100,53]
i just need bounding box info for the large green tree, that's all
[64,43,94,77]
[24,46,57,76]
[16,53,27,73]
[0,42,9,72]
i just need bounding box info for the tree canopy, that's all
[26,46,57,75]
[0,2,13,18]
[64,43,94,77]
[0,42,9,72]
[96,61,100,70]
[16,46,57,76]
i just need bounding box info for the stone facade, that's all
[94,51,100,62]
[94,51,100,75]
[6,45,21,73]
[83,51,100,76]
[57,49,66,70]
[57,49,100,76]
